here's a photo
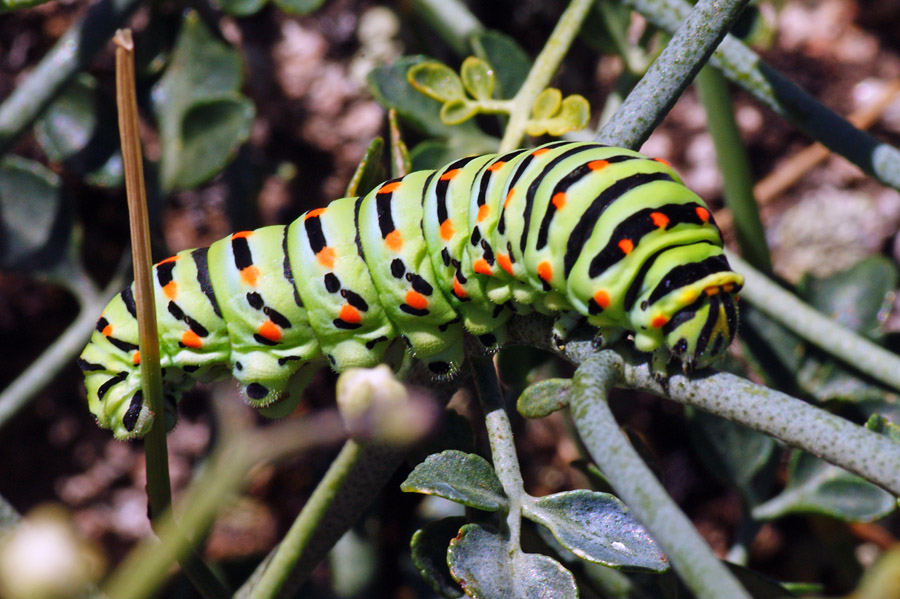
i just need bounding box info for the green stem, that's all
[570,353,752,599]
[624,0,900,191]
[728,251,900,394]
[694,66,771,272]
[238,441,408,599]
[408,0,484,56]
[104,412,345,599]
[0,257,127,430]
[499,0,594,152]
[596,0,751,148]
[0,0,143,157]
[471,358,525,545]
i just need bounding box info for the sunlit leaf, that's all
[401,450,507,511]
[460,56,494,101]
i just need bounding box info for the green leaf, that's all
[388,109,411,178]
[470,31,531,99]
[152,11,255,192]
[0,0,53,11]
[368,56,495,144]
[448,524,577,599]
[460,57,494,101]
[409,136,498,172]
[272,0,325,15]
[34,74,98,163]
[439,99,478,125]
[407,62,465,103]
[752,450,896,522]
[0,156,67,271]
[216,0,267,15]
[546,94,590,136]
[524,490,669,572]
[410,517,467,598]
[400,450,507,511]
[532,88,562,120]
[345,137,386,197]
[688,409,776,507]
[517,378,572,418]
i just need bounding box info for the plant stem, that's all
[694,66,771,272]
[499,0,594,152]
[472,358,524,545]
[596,0,750,149]
[570,354,752,599]
[728,251,900,394]
[624,0,900,191]
[238,441,407,599]
[409,0,484,56]
[0,0,143,157]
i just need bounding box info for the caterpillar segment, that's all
[80,141,743,439]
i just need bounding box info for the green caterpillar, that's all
[79,141,743,439]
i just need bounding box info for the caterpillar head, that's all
[663,287,740,369]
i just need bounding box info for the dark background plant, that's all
[2,0,900,597]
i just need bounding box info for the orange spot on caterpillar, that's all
[650,212,669,229]
[497,253,514,276]
[588,160,609,171]
[552,192,566,210]
[316,247,336,268]
[593,290,610,309]
[618,239,634,254]
[440,219,455,241]
[654,157,672,168]
[163,281,177,299]
[474,259,492,275]
[241,265,260,286]
[487,161,506,172]
[705,286,720,296]
[132,351,140,365]
[696,207,710,223]
[339,304,361,324]
[258,320,282,342]
[651,315,669,328]
[385,230,403,251]
[477,204,490,222]
[532,148,550,156]
[537,261,553,282]
[304,208,326,220]
[232,230,253,239]
[405,290,429,311]
[379,181,402,194]
[504,188,515,208]
[723,283,735,293]
[181,330,203,348]
[453,277,467,298]
[157,255,179,265]
[102,324,113,337]
[440,169,460,181]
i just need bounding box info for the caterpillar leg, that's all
[551,312,584,350]
[231,350,317,408]
[258,362,324,418]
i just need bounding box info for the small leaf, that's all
[470,31,531,99]
[34,74,98,163]
[401,450,508,511]
[525,490,669,571]
[0,156,68,271]
[440,99,479,125]
[546,95,590,136]
[152,11,255,192]
[752,450,896,522]
[460,57,494,101]
[408,62,465,103]
[531,88,562,120]
[271,0,324,14]
[517,378,572,418]
[410,517,467,598]
[174,97,255,191]
[345,137,386,197]
[388,109,411,178]
[448,524,577,599]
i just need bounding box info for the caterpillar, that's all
[79,141,743,439]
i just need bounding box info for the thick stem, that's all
[570,353,752,599]
[596,0,751,149]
